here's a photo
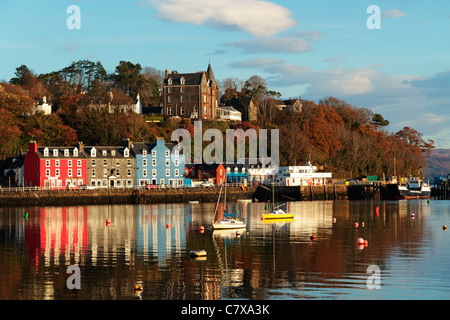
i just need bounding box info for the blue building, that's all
[133,138,185,187]
[223,163,248,184]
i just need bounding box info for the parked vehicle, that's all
[145,184,158,189]
[201,180,214,188]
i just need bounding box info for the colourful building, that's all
[24,141,87,189]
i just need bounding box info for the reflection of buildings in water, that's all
[24,206,88,268]
[136,204,186,266]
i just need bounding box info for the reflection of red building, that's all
[24,207,88,268]
[24,141,87,190]
[186,163,226,184]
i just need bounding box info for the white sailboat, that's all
[212,182,246,230]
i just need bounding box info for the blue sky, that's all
[1,0,450,147]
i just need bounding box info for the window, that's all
[166,169,170,177]
[102,150,107,156]
[168,87,172,93]
[143,159,147,166]
[55,160,60,167]
[168,96,172,103]
[73,148,78,157]
[103,159,107,166]
[92,169,96,177]
[127,169,131,177]
[174,159,179,166]
[180,106,184,115]
[77,169,81,177]
[167,107,173,115]
[116,169,120,176]
[55,169,60,177]
[46,169,50,177]
[143,169,147,177]
[77,160,81,167]
[168,78,172,85]
[103,169,108,177]
[64,149,69,157]
[181,87,184,93]
[127,159,131,166]
[92,159,96,166]
[68,169,72,177]
[175,169,179,176]
[180,77,185,85]
[181,95,184,102]
[90,148,96,157]
[68,160,72,167]
[203,95,207,103]
[152,150,156,157]
[152,159,156,166]
[124,148,129,157]
[111,150,115,156]
[44,148,49,157]
[165,159,170,166]
[152,169,156,176]
[46,160,50,167]
[116,160,120,167]
[165,150,170,157]
[160,179,165,185]
[53,149,58,156]
[142,150,147,157]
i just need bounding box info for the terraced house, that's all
[134,138,185,187]
[80,141,136,188]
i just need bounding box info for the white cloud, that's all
[381,9,407,19]
[229,58,283,68]
[148,0,296,36]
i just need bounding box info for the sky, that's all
[1,0,449,148]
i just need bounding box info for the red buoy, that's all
[310,235,317,241]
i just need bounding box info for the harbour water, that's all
[1,199,450,300]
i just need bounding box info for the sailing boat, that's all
[212,182,246,230]
[262,181,294,220]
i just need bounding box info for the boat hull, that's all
[396,189,431,200]
[262,213,294,220]
[212,220,246,230]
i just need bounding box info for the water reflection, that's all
[1,199,449,300]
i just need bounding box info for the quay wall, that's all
[0,184,401,207]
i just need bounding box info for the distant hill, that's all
[424,149,450,181]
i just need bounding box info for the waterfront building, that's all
[274,164,332,186]
[237,158,276,185]
[24,141,87,189]
[186,163,226,185]
[81,140,136,188]
[162,63,219,120]
[134,138,185,187]
[223,163,248,184]
[35,96,52,115]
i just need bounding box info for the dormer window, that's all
[44,147,49,157]
[90,147,96,157]
[180,77,185,85]
[64,149,69,157]
[124,148,129,157]
[53,149,58,157]
[73,148,78,157]
[168,78,173,85]
[111,150,116,156]
[102,150,107,156]
[142,150,147,157]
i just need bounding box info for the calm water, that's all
[1,199,450,300]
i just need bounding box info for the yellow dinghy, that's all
[262,208,294,220]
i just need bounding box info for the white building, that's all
[35,96,52,115]
[237,158,276,185]
[217,106,241,121]
[275,165,332,186]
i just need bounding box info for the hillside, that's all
[424,149,450,181]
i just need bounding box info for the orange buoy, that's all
[166,224,171,228]
[443,226,447,231]
[310,235,317,241]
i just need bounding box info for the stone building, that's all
[162,63,219,120]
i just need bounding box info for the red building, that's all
[24,141,87,189]
[186,163,226,185]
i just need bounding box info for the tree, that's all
[10,65,36,89]
[112,61,145,98]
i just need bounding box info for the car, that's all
[201,180,214,188]
[145,184,157,189]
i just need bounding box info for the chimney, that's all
[29,141,38,153]
[77,141,85,152]
[165,69,169,78]
[123,138,133,150]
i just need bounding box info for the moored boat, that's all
[396,178,431,199]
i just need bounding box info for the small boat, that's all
[262,208,294,220]
[212,182,246,230]
[396,178,431,199]
[261,182,294,220]
[190,250,207,257]
[188,200,199,204]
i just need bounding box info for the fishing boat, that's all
[396,178,431,199]
[261,182,294,220]
[212,183,246,230]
